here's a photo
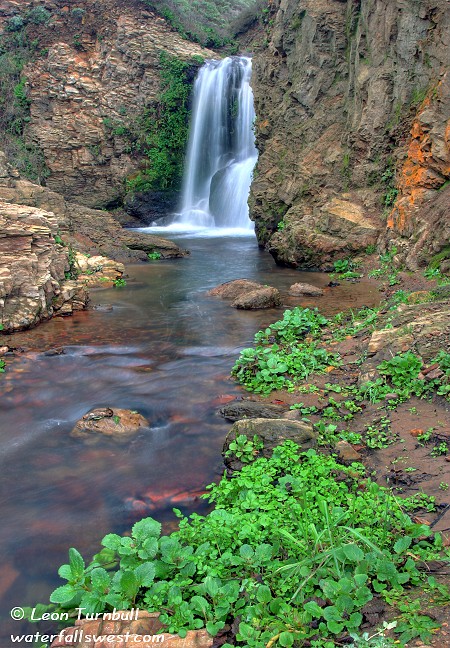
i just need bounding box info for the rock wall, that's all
[250,0,450,269]
[0,151,187,264]
[0,201,88,332]
[0,0,214,208]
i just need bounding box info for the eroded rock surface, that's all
[0,0,214,208]
[250,0,449,269]
[71,407,149,440]
[0,202,88,332]
[0,152,187,263]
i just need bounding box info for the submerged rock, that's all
[71,407,149,440]
[223,417,317,472]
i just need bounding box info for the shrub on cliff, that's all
[140,0,260,47]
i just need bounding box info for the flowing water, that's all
[0,58,381,643]
[176,56,257,228]
[0,233,380,642]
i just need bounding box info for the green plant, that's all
[125,52,194,192]
[439,482,449,491]
[431,442,448,457]
[113,278,127,288]
[417,428,433,445]
[377,352,422,390]
[148,251,162,261]
[42,443,440,646]
[225,434,263,463]
[25,7,52,25]
[365,417,395,449]
[232,308,339,394]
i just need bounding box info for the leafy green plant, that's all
[232,308,338,394]
[148,251,162,261]
[378,352,422,390]
[225,434,263,463]
[113,278,127,288]
[43,443,440,646]
[125,52,195,192]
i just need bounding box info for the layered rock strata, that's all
[250,0,450,269]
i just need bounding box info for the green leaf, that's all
[135,562,156,587]
[394,536,412,554]
[191,595,209,615]
[50,584,79,604]
[101,533,122,550]
[58,564,73,581]
[327,620,344,634]
[91,568,111,592]
[239,544,254,560]
[342,543,364,562]
[120,571,139,600]
[68,547,85,579]
[279,632,295,647]
[132,517,162,542]
[256,585,272,603]
[206,621,225,636]
[304,601,324,618]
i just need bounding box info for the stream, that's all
[0,230,380,642]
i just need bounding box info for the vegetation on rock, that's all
[0,15,49,182]
[140,0,266,47]
[125,52,199,193]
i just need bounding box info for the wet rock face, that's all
[250,0,449,269]
[0,202,88,332]
[0,0,214,209]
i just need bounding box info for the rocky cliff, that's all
[250,0,450,270]
[0,0,214,209]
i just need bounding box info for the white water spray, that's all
[176,56,257,230]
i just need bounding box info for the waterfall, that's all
[176,56,258,230]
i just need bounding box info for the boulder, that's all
[218,400,288,421]
[289,282,324,297]
[232,287,281,310]
[208,279,281,310]
[207,279,265,299]
[71,408,149,440]
[223,418,317,472]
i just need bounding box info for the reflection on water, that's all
[0,234,379,640]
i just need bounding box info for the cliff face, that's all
[250,0,450,269]
[0,0,213,208]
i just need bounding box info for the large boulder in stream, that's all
[71,407,149,441]
[208,279,281,309]
[223,418,317,472]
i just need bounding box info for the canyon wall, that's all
[0,0,213,209]
[250,0,450,270]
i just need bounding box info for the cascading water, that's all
[176,56,258,230]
